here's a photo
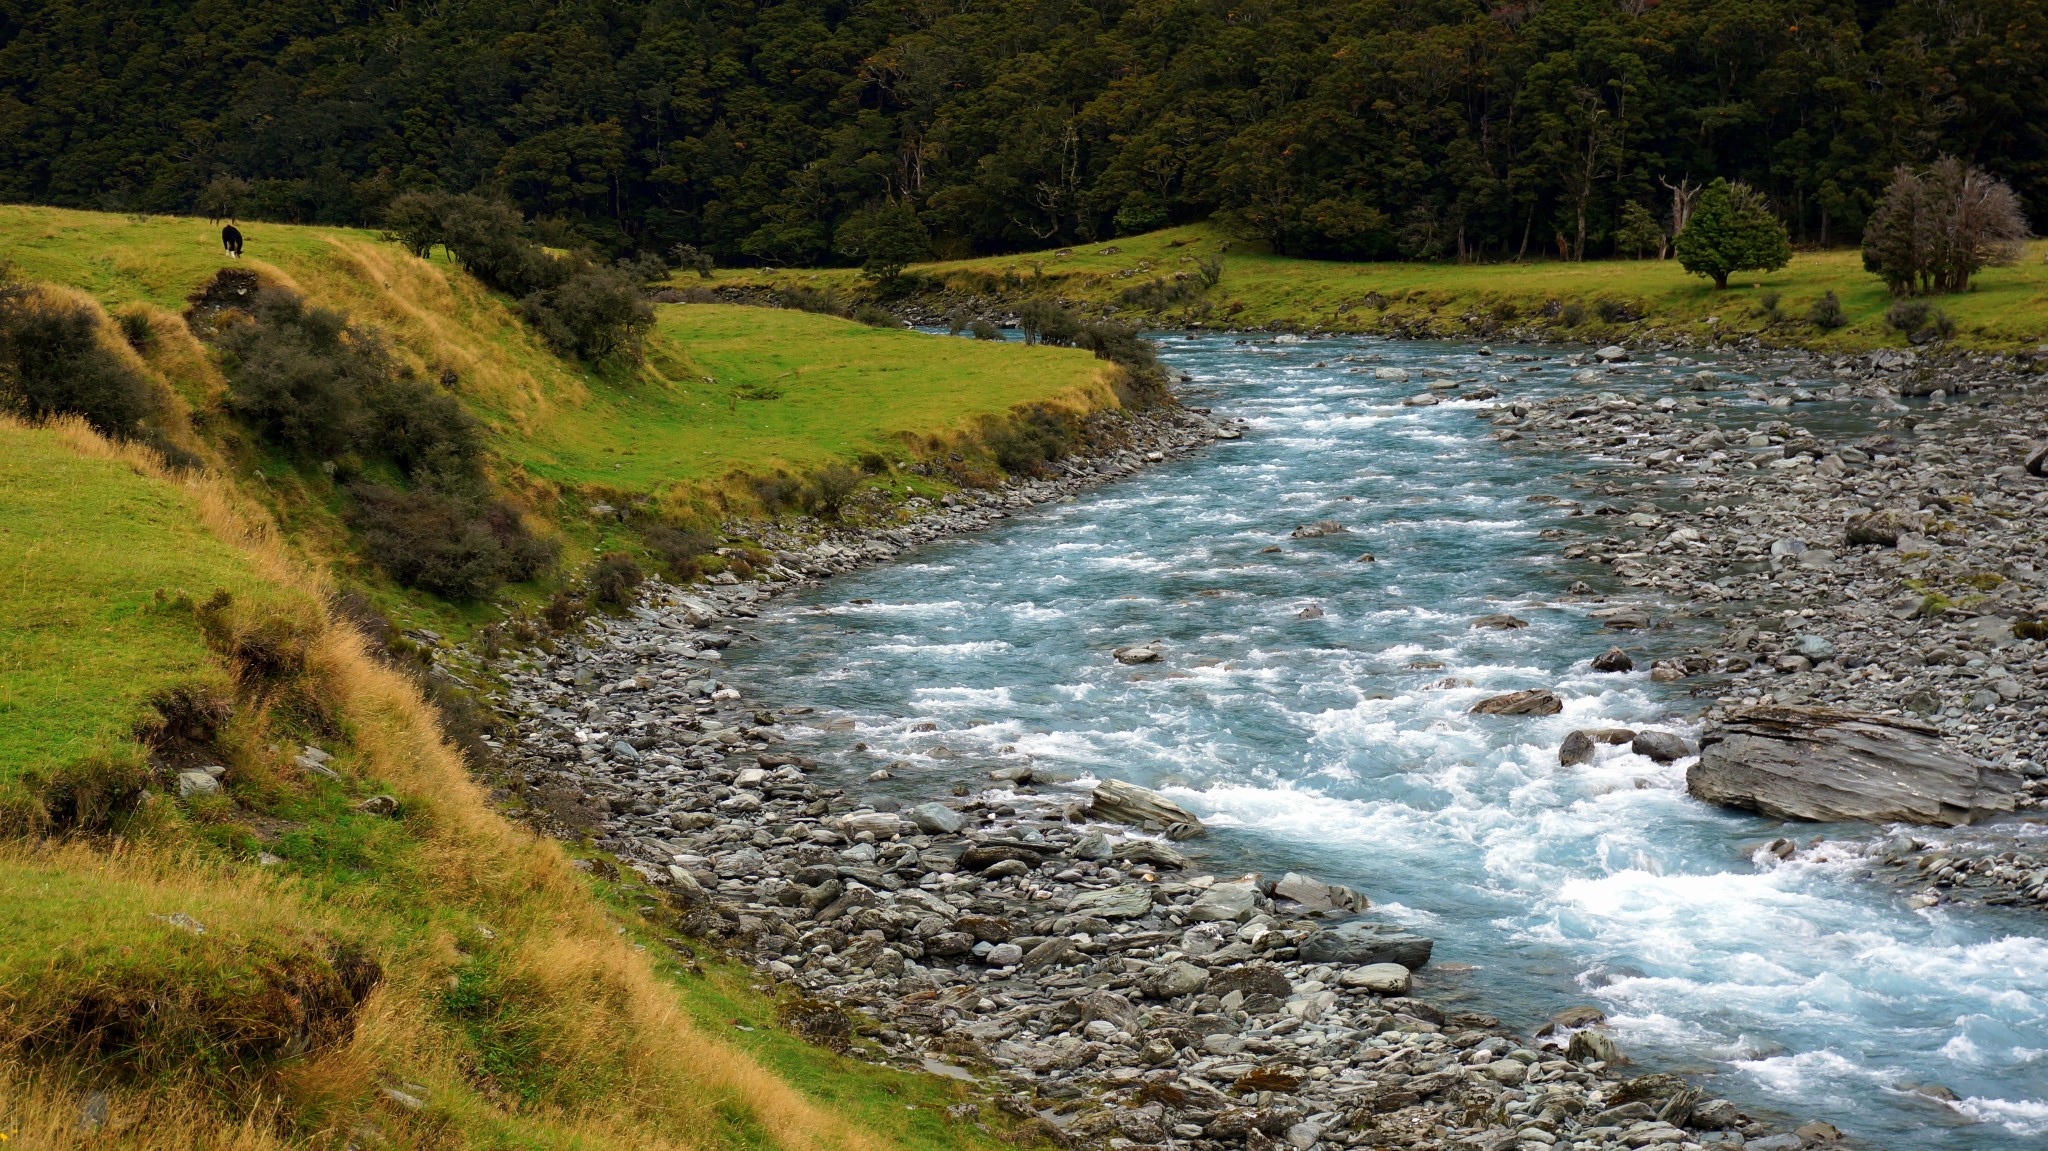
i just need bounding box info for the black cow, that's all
[221,224,243,259]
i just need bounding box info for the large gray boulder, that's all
[1089,778,1205,839]
[1689,706,2020,826]
[1298,924,1434,970]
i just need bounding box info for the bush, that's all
[749,471,802,513]
[670,244,715,279]
[1595,297,1640,323]
[1558,300,1587,328]
[218,287,384,459]
[1753,290,1782,320]
[644,525,716,577]
[1884,298,1931,332]
[833,202,930,284]
[1016,297,1083,346]
[802,464,862,519]
[520,263,653,362]
[116,309,154,353]
[777,284,846,316]
[0,280,162,439]
[379,190,451,258]
[586,552,643,607]
[351,484,558,601]
[1808,291,1847,330]
[1673,178,1791,289]
[987,406,1079,475]
[850,303,898,328]
[969,318,1002,340]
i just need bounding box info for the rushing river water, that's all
[724,332,2048,1148]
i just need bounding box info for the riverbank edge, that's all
[475,359,1850,1151]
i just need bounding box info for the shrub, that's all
[644,525,716,577]
[969,318,1002,340]
[1808,291,1847,330]
[1016,297,1083,345]
[833,202,930,284]
[586,553,643,607]
[850,303,898,328]
[1863,156,2028,296]
[520,263,653,362]
[777,284,845,316]
[987,406,1079,475]
[1595,297,1640,323]
[0,280,162,439]
[749,471,802,513]
[802,464,862,519]
[1193,255,1225,288]
[541,591,587,632]
[351,484,557,601]
[1884,298,1932,332]
[362,372,484,485]
[379,190,452,258]
[1753,290,1782,321]
[217,287,383,459]
[945,306,973,335]
[670,244,715,279]
[1558,300,1587,327]
[116,309,154,353]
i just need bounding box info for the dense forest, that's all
[0,0,2040,264]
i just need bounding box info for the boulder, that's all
[2027,440,2048,478]
[1470,689,1563,716]
[1113,641,1165,664]
[1142,960,1210,999]
[1336,963,1411,994]
[1590,646,1634,673]
[1843,509,1923,547]
[1298,924,1434,969]
[1089,778,1204,839]
[1559,730,1597,766]
[1066,884,1154,920]
[1186,879,1261,922]
[1630,730,1695,763]
[1689,705,2021,826]
[1110,838,1190,869]
[1269,872,1367,913]
[1290,520,1348,538]
[1594,345,1630,363]
[1470,613,1528,630]
[1567,1030,1621,1064]
[904,801,966,835]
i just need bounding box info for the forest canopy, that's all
[1,0,2040,265]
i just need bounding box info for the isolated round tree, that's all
[1674,178,1791,290]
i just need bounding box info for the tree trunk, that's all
[1713,272,1729,290]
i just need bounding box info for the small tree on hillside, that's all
[1673,178,1790,289]
[834,203,930,285]
[1862,156,2028,295]
[1615,200,1666,259]
[380,190,452,258]
[197,175,252,223]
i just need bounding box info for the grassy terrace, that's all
[0,206,1114,497]
[734,222,2048,351]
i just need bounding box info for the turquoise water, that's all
[724,333,2048,1147]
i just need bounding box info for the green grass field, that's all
[733,222,2048,350]
[0,205,1113,499]
[0,421,281,783]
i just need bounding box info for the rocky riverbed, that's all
[1475,343,2048,909]
[464,371,1943,1151]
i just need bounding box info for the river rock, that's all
[1843,508,1923,547]
[839,811,904,838]
[1111,838,1190,869]
[1187,879,1261,922]
[1066,883,1154,919]
[1470,689,1563,716]
[1594,345,1629,362]
[1270,872,1367,913]
[1470,613,1528,630]
[1291,519,1348,538]
[1690,705,2021,826]
[1298,924,1434,969]
[1567,1029,1622,1063]
[1337,963,1411,994]
[1560,730,1596,766]
[904,801,965,834]
[1089,778,1204,839]
[1142,960,1210,999]
[2027,440,2048,477]
[1590,646,1634,673]
[1113,641,1165,664]
[1630,730,1694,763]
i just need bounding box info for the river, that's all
[722,331,2048,1148]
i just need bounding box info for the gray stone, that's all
[1089,778,1204,839]
[983,942,1023,967]
[1560,730,1597,766]
[1745,1136,1803,1151]
[1186,879,1261,922]
[1066,884,1154,920]
[176,770,221,798]
[1270,871,1366,912]
[1631,730,1695,763]
[1594,345,1630,362]
[1112,641,1165,664]
[1337,963,1412,994]
[1298,924,1434,969]
[1690,705,2021,826]
[1794,635,1837,661]
[1566,1029,1620,1063]
[1591,646,1635,673]
[1471,613,1529,630]
[1142,959,1210,999]
[1470,689,1564,716]
[1844,509,1924,547]
[904,802,965,835]
[1110,838,1191,869]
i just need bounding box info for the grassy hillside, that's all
[0,208,1102,1147]
[0,205,1115,493]
[0,429,1041,1151]
[733,222,2048,351]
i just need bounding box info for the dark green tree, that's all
[1674,180,1791,289]
[833,203,930,284]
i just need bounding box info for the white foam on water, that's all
[1951,1096,2048,1137]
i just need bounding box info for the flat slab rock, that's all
[1690,705,2021,827]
